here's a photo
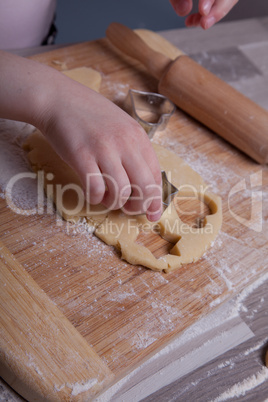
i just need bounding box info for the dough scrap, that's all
[62,67,102,92]
[23,66,222,272]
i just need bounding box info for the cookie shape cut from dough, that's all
[24,130,222,273]
[95,191,222,273]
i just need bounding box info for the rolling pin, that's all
[106,23,268,164]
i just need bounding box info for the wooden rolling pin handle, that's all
[106,22,171,80]
[106,23,268,163]
[159,56,268,164]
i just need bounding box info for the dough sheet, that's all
[23,66,222,272]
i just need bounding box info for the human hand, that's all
[170,0,239,29]
[40,75,162,222]
[0,50,162,221]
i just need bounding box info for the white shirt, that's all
[0,0,57,49]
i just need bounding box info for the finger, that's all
[123,178,162,220]
[140,143,162,221]
[143,159,163,221]
[74,157,106,205]
[122,138,162,216]
[99,156,132,210]
[140,144,162,188]
[199,0,214,16]
[123,164,155,215]
[123,184,162,220]
[185,13,202,27]
[64,145,106,204]
[121,158,157,216]
[145,186,163,222]
[169,0,193,17]
[200,0,239,29]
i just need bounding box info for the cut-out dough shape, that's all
[63,67,102,92]
[95,190,222,273]
[23,66,222,272]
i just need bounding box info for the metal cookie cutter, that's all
[162,171,178,209]
[125,89,175,139]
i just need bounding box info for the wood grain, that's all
[0,29,267,399]
[142,278,268,402]
[0,241,113,401]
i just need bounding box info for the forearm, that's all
[0,50,59,129]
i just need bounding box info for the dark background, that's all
[55,0,268,44]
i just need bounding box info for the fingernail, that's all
[147,210,162,222]
[174,0,190,16]
[202,2,210,15]
[204,16,215,29]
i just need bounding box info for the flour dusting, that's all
[107,286,138,302]
[69,378,98,396]
[0,119,37,209]
[212,366,268,401]
[95,274,267,402]
[132,331,157,350]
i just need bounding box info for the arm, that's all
[0,50,162,221]
[170,0,239,29]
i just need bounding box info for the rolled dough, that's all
[24,131,222,273]
[23,66,222,272]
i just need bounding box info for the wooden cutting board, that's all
[0,30,267,401]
